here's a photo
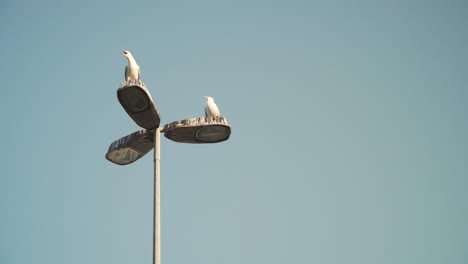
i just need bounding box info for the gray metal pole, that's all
[153,128,161,264]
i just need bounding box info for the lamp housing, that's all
[163,116,231,144]
[117,80,161,129]
[105,130,155,165]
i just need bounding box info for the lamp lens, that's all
[107,148,139,165]
[120,87,150,113]
[196,125,230,142]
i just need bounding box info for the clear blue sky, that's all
[1,1,467,263]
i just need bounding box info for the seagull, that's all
[204,96,221,117]
[123,50,141,81]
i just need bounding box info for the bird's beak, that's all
[204,96,208,99]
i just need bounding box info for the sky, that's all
[1,0,467,263]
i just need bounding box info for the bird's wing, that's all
[205,102,221,117]
[124,66,129,81]
[211,103,221,116]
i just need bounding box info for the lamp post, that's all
[106,79,231,264]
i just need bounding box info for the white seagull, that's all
[123,50,140,81]
[204,96,221,117]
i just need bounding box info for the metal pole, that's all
[153,128,161,264]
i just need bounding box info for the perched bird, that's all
[204,96,221,117]
[123,50,140,81]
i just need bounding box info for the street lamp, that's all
[117,79,161,130]
[105,129,155,165]
[105,79,231,264]
[163,116,231,143]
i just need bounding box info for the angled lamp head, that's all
[105,130,155,165]
[117,80,161,130]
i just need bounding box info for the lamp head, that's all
[105,130,154,165]
[117,80,161,130]
[163,116,231,144]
